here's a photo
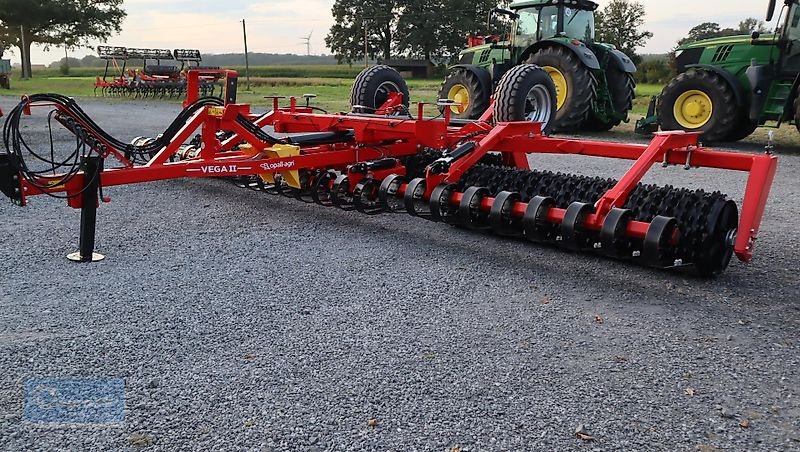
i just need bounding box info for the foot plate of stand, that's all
[66,252,105,262]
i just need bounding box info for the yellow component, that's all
[673,89,713,129]
[262,144,302,188]
[543,66,568,110]
[208,106,224,117]
[447,83,470,114]
[239,144,257,156]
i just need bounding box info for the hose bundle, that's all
[2,94,224,198]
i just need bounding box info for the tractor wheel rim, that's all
[674,90,713,129]
[447,84,470,114]
[374,81,401,110]
[525,84,553,127]
[543,66,567,110]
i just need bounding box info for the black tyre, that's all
[793,91,800,134]
[583,66,635,131]
[438,68,490,119]
[527,46,595,131]
[349,65,410,114]
[494,64,557,135]
[724,112,758,142]
[658,70,738,142]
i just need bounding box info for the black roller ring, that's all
[311,170,336,207]
[489,191,522,237]
[330,174,356,211]
[458,186,490,229]
[377,174,406,213]
[429,183,460,224]
[523,195,557,242]
[642,215,678,267]
[560,202,594,251]
[353,178,383,215]
[599,208,634,258]
[404,178,429,218]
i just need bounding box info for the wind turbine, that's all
[301,30,313,56]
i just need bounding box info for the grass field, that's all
[3,71,798,148]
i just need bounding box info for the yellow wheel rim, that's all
[447,84,470,114]
[543,66,567,110]
[674,90,713,129]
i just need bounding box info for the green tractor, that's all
[638,0,800,141]
[439,0,637,132]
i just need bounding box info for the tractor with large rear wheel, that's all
[637,0,800,142]
[439,0,637,132]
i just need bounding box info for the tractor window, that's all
[537,6,559,39]
[563,8,595,41]
[790,6,800,40]
[516,8,540,37]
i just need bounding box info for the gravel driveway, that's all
[0,97,798,451]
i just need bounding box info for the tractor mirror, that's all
[766,0,776,21]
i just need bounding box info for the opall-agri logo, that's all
[260,160,296,171]
[23,378,125,424]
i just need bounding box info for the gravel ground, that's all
[0,97,798,451]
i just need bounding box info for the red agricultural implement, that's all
[1,66,778,275]
[94,47,222,98]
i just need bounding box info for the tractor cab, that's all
[511,0,598,52]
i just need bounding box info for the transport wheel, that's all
[349,65,410,114]
[438,68,490,119]
[527,46,595,131]
[658,70,737,142]
[724,112,758,142]
[493,64,557,135]
[583,66,635,131]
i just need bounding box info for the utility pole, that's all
[363,20,368,68]
[64,44,69,73]
[241,19,251,90]
[19,25,28,79]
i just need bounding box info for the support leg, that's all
[67,156,105,263]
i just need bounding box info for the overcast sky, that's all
[12,0,772,65]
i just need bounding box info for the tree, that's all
[395,0,501,62]
[676,18,769,47]
[0,0,125,78]
[594,0,653,65]
[738,18,770,34]
[326,0,397,64]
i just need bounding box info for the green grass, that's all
[4,74,799,149]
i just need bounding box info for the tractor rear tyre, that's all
[792,91,800,134]
[494,64,557,135]
[583,66,635,132]
[658,70,737,142]
[438,68,490,119]
[724,112,758,142]
[350,65,410,114]
[527,46,595,131]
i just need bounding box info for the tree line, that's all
[326,0,505,64]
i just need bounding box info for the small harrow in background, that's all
[94,46,223,99]
[1,65,777,276]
